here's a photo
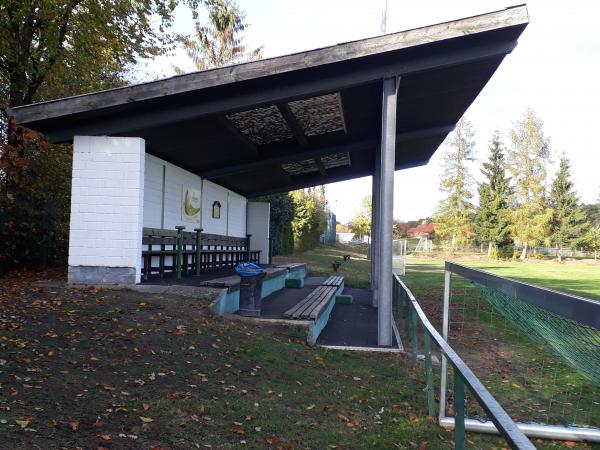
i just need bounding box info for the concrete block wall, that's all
[226,190,248,237]
[67,139,263,285]
[68,136,145,284]
[143,155,247,236]
[246,202,270,264]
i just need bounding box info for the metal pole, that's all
[246,234,252,262]
[194,228,203,276]
[377,76,398,346]
[424,330,435,417]
[439,269,452,421]
[438,417,600,443]
[371,157,381,305]
[454,370,466,450]
[175,226,185,279]
[410,307,418,363]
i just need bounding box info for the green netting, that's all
[474,283,600,386]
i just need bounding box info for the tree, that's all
[257,193,294,256]
[507,108,552,259]
[578,226,600,261]
[178,0,262,71]
[349,196,372,240]
[290,188,328,251]
[1,0,200,123]
[548,157,586,262]
[0,126,72,270]
[433,117,476,253]
[0,0,199,270]
[582,186,600,228]
[474,131,511,257]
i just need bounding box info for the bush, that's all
[0,126,71,271]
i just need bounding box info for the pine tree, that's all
[474,131,511,258]
[507,108,552,259]
[549,157,586,262]
[178,0,262,72]
[434,117,476,253]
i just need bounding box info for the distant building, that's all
[407,223,436,237]
[321,211,337,243]
[336,232,354,243]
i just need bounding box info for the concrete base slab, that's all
[68,265,136,285]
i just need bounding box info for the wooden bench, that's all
[283,275,345,320]
[283,285,339,320]
[322,275,344,287]
[142,227,260,280]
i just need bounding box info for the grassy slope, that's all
[0,270,455,450]
[2,253,597,449]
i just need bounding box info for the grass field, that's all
[1,250,597,449]
[275,243,600,299]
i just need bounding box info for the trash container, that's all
[235,263,266,317]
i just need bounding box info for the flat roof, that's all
[11,5,528,197]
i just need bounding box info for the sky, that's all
[145,0,600,224]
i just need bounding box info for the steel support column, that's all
[377,76,398,346]
[371,150,381,306]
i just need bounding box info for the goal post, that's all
[439,262,600,443]
[392,239,407,276]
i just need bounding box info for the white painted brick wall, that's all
[142,156,250,236]
[246,202,270,264]
[201,180,229,235]
[69,136,145,281]
[227,191,247,237]
[143,155,164,228]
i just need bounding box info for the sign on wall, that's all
[182,186,201,223]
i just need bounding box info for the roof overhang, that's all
[10,5,529,197]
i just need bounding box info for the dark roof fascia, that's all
[10,5,529,125]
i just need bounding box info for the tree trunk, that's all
[595,250,597,261]
[487,241,492,258]
[451,233,456,255]
[557,246,562,263]
[519,242,528,260]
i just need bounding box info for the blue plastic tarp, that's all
[235,262,265,277]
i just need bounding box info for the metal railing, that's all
[392,273,536,450]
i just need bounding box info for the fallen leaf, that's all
[565,442,576,448]
[15,419,30,428]
[231,426,245,435]
[98,383,116,391]
[68,419,79,431]
[97,433,111,441]
[266,436,278,445]
[139,416,154,423]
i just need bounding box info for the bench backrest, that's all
[142,228,248,250]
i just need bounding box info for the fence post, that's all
[453,369,466,450]
[175,226,185,279]
[423,330,435,417]
[194,228,203,276]
[268,237,273,265]
[410,307,418,363]
[403,288,410,345]
[439,268,452,421]
[246,234,252,262]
